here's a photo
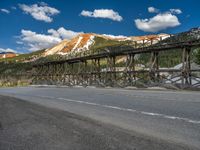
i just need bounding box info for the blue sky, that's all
[0,0,199,53]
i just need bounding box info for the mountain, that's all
[0,52,18,59]
[43,33,95,56]
[42,33,170,57]
[157,27,200,45]
[0,49,45,63]
[2,27,200,64]
[0,32,171,64]
[43,39,69,56]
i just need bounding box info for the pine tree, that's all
[194,48,200,65]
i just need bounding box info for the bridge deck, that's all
[34,40,200,66]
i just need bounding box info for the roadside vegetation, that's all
[193,48,200,65]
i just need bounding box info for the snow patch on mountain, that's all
[72,36,83,51]
[44,40,68,56]
[70,35,95,53]
[78,35,95,51]
[103,34,127,39]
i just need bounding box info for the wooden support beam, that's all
[149,52,159,83]
[29,39,200,88]
[181,47,192,87]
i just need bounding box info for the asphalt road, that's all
[0,86,200,149]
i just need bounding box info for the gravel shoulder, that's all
[0,95,196,150]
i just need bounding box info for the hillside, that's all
[0,28,199,86]
[137,27,200,67]
[0,33,171,64]
[0,52,18,59]
[156,27,200,45]
[0,49,45,63]
[42,33,170,57]
[43,33,127,56]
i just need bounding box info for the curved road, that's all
[0,87,200,149]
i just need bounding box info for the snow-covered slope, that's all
[59,33,96,54]
[43,39,69,56]
[43,33,96,56]
[130,33,170,44]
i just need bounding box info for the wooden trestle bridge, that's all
[32,38,200,88]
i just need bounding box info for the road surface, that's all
[0,86,200,149]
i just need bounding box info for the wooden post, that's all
[149,52,159,83]
[182,47,191,87]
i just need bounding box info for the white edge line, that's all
[56,97,200,125]
[3,93,200,125]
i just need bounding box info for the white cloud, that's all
[11,6,17,10]
[20,29,61,51]
[19,3,60,23]
[135,12,181,32]
[47,29,60,38]
[19,27,82,51]
[81,10,93,17]
[80,9,123,22]
[170,9,182,14]
[0,48,17,53]
[135,7,182,32]
[0,9,10,14]
[48,27,83,39]
[16,41,23,44]
[148,7,159,13]
[39,2,48,6]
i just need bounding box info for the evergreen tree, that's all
[194,48,200,65]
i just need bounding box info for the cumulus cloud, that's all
[81,10,93,17]
[135,7,182,32]
[39,2,48,6]
[148,7,159,13]
[19,3,60,23]
[20,30,61,51]
[170,9,182,14]
[80,9,123,22]
[135,13,180,32]
[48,27,83,39]
[19,27,82,51]
[0,9,10,14]
[0,48,17,53]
